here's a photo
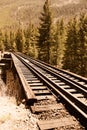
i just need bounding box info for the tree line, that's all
[0,0,87,77]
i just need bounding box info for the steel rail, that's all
[20,53,87,91]
[17,53,87,95]
[30,58,87,94]
[14,53,87,122]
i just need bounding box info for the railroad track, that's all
[20,53,87,91]
[11,53,87,129]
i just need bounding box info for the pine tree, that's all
[78,14,87,76]
[4,31,11,51]
[37,0,52,63]
[9,31,15,51]
[24,24,32,55]
[48,25,56,65]
[15,28,25,52]
[63,17,79,72]
[24,24,38,58]
[55,19,66,68]
[0,29,4,51]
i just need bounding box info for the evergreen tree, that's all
[4,31,11,51]
[24,25,32,55]
[15,28,25,52]
[48,25,56,65]
[9,31,15,51]
[37,0,52,63]
[0,30,4,51]
[63,17,79,72]
[55,19,66,68]
[78,14,87,76]
[24,24,38,58]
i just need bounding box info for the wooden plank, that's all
[36,95,56,101]
[61,85,71,89]
[78,81,85,85]
[79,98,87,105]
[31,104,63,113]
[26,78,38,80]
[31,86,47,90]
[45,74,52,77]
[73,79,79,82]
[0,63,6,66]
[66,89,77,93]
[25,75,36,78]
[53,80,61,83]
[69,77,75,80]
[27,80,40,83]
[29,83,43,86]
[23,72,33,74]
[50,77,57,80]
[34,90,51,95]
[57,82,65,85]
[83,84,87,87]
[38,117,76,130]
[73,93,84,98]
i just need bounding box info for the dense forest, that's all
[0,0,87,77]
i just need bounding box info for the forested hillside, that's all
[0,0,87,77]
[0,0,87,28]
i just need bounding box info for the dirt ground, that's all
[0,73,38,130]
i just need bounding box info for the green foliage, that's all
[24,24,38,58]
[3,31,11,51]
[54,19,66,68]
[0,1,87,78]
[48,25,56,65]
[9,31,16,51]
[15,28,25,52]
[38,0,52,63]
[63,17,79,72]
[77,14,87,76]
[0,30,4,51]
[62,14,87,77]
